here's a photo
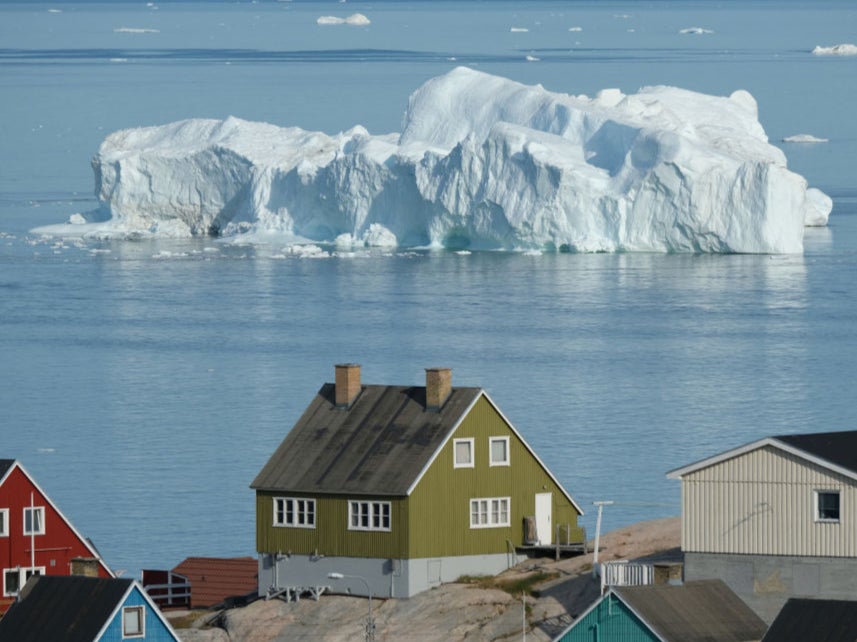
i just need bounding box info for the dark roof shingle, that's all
[251,384,482,495]
[0,576,132,642]
[774,430,857,475]
[762,597,857,642]
[616,579,767,642]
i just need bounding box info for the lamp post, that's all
[592,500,614,578]
[328,572,375,642]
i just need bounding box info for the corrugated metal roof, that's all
[172,557,258,608]
[762,597,857,642]
[0,576,132,642]
[616,580,767,642]
[251,384,482,495]
[774,431,857,476]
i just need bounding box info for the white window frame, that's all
[23,506,45,536]
[815,489,841,523]
[0,508,8,537]
[2,566,45,597]
[489,436,510,466]
[348,500,391,532]
[453,438,474,468]
[122,605,146,638]
[272,497,316,529]
[469,497,511,529]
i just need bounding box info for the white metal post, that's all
[592,500,613,578]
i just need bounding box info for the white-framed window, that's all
[453,438,474,468]
[122,605,145,638]
[815,490,841,522]
[273,497,316,528]
[2,567,44,597]
[23,506,45,536]
[470,497,510,528]
[0,508,8,537]
[348,501,391,531]
[489,436,510,466]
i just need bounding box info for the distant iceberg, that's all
[679,27,714,35]
[316,13,370,26]
[812,43,857,56]
[55,68,831,253]
[782,134,829,143]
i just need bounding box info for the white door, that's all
[535,493,552,545]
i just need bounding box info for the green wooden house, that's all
[552,580,767,642]
[251,364,583,599]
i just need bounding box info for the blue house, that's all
[552,580,766,642]
[0,575,180,642]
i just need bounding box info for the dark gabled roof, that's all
[0,576,132,642]
[774,430,857,476]
[762,598,857,642]
[615,580,767,642]
[0,459,16,481]
[251,384,482,495]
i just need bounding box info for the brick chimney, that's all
[425,367,452,411]
[335,363,361,407]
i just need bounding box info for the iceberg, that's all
[812,43,857,56]
[70,67,831,253]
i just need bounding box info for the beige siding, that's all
[682,446,857,556]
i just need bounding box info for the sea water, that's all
[1,0,856,578]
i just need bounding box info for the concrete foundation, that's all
[685,552,857,623]
[258,550,527,600]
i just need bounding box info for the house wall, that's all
[258,550,527,599]
[0,465,111,613]
[255,493,409,560]
[680,446,857,556]
[685,551,857,625]
[407,396,583,558]
[555,593,660,642]
[99,587,178,642]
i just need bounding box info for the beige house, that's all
[667,430,857,623]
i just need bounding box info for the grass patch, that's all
[166,610,215,629]
[458,571,559,597]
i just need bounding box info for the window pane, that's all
[491,439,507,463]
[307,501,315,526]
[819,492,840,520]
[123,607,143,635]
[5,570,19,594]
[455,441,472,465]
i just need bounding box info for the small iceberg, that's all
[510,27,529,33]
[679,27,713,35]
[317,13,370,26]
[812,43,857,56]
[113,27,160,34]
[782,134,829,143]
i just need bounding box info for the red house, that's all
[1,459,113,613]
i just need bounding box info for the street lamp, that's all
[328,572,375,642]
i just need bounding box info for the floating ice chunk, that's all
[812,43,857,56]
[317,13,370,26]
[511,27,529,32]
[525,55,540,61]
[782,134,829,143]
[679,27,714,34]
[67,67,831,253]
[568,27,583,32]
[48,9,62,13]
[113,27,160,34]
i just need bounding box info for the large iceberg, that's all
[77,67,831,253]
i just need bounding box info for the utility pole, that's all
[591,500,614,577]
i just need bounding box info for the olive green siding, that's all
[255,492,409,559]
[407,396,581,558]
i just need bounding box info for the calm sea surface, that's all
[1,0,856,577]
